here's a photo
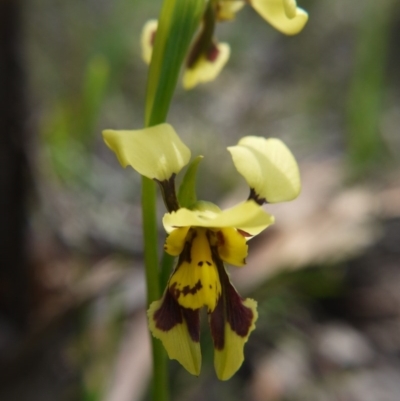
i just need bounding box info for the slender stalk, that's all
[141,176,169,401]
[141,1,205,399]
[160,252,175,290]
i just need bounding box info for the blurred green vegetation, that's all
[346,0,392,176]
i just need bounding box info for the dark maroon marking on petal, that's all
[248,188,266,205]
[198,261,203,267]
[224,273,254,338]
[169,282,180,300]
[170,280,203,301]
[153,290,183,332]
[237,229,252,238]
[175,240,192,270]
[216,230,225,246]
[206,261,212,266]
[209,239,224,269]
[180,241,192,264]
[182,279,203,296]
[211,253,254,340]
[209,294,225,350]
[182,307,200,342]
[208,254,226,350]
[206,42,220,62]
[150,30,156,46]
[178,229,197,265]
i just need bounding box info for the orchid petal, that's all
[148,293,201,376]
[164,226,190,256]
[228,136,300,203]
[102,123,191,181]
[169,228,222,312]
[250,0,308,35]
[141,19,157,64]
[283,0,297,18]
[209,275,258,381]
[213,298,258,380]
[163,201,274,236]
[217,227,248,267]
[183,43,230,90]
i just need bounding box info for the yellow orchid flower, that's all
[148,201,274,380]
[102,123,301,379]
[140,0,307,90]
[140,19,230,90]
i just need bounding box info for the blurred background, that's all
[1,0,400,400]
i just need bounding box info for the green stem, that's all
[141,176,169,401]
[142,177,159,303]
[160,251,175,290]
[141,1,205,399]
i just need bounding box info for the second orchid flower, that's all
[141,0,308,89]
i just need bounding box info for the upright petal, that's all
[228,136,300,203]
[250,0,308,35]
[148,292,201,376]
[183,42,230,90]
[209,269,258,381]
[141,19,158,64]
[102,123,191,181]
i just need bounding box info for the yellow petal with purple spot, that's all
[141,19,158,64]
[148,294,201,376]
[169,228,221,312]
[213,298,258,380]
[183,43,230,90]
